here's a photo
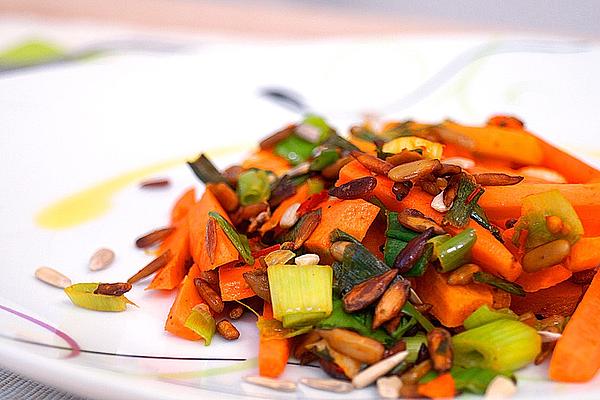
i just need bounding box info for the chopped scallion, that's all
[432,228,476,273]
[184,305,216,346]
[208,211,254,265]
[237,169,271,206]
[463,305,518,330]
[64,283,135,312]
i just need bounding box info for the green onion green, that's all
[208,211,254,265]
[463,305,518,330]
[184,305,216,346]
[432,228,476,272]
[473,271,525,297]
[274,134,315,165]
[237,169,271,206]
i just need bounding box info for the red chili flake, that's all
[297,190,329,217]
[465,186,483,204]
[251,244,281,258]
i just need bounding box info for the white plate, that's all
[1,34,600,399]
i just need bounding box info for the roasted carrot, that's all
[188,190,240,270]
[441,120,544,165]
[510,281,583,318]
[361,218,386,260]
[218,260,260,301]
[566,236,600,272]
[165,264,205,340]
[415,267,494,328]
[259,303,290,378]
[479,183,600,236]
[535,135,600,184]
[146,220,191,290]
[170,187,196,224]
[516,264,572,293]
[549,272,600,382]
[418,373,456,399]
[348,136,377,153]
[304,198,380,263]
[242,149,290,176]
[259,183,310,235]
[446,222,522,282]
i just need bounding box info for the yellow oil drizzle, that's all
[35,145,251,230]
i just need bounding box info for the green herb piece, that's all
[64,283,135,312]
[268,264,333,328]
[471,205,503,243]
[274,134,315,165]
[187,153,228,185]
[473,272,525,297]
[403,302,435,332]
[463,305,518,330]
[384,237,431,277]
[184,305,216,346]
[330,228,362,245]
[208,211,254,265]
[301,114,332,142]
[323,133,360,151]
[384,237,407,267]
[443,174,484,228]
[331,244,390,296]
[386,212,419,241]
[316,298,393,345]
[513,189,584,249]
[391,317,418,339]
[256,318,312,340]
[404,333,428,363]
[309,148,339,171]
[451,367,513,395]
[453,319,541,372]
[237,169,271,206]
[432,228,476,273]
[350,125,381,142]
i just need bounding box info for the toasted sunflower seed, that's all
[377,376,403,399]
[484,375,516,399]
[89,248,115,271]
[244,376,297,392]
[295,253,320,266]
[35,267,72,288]
[299,377,353,393]
[280,202,301,229]
[352,350,409,389]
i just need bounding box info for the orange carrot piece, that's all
[170,187,196,225]
[165,264,204,340]
[479,183,600,236]
[566,236,600,272]
[218,260,260,301]
[348,136,377,153]
[259,183,310,235]
[188,190,239,270]
[549,272,600,382]
[535,135,600,184]
[447,222,522,282]
[304,198,380,263]
[418,373,456,399]
[361,218,386,260]
[516,264,572,293]
[337,161,443,221]
[146,221,191,290]
[242,149,290,176]
[510,281,583,318]
[415,267,494,328]
[259,303,290,378]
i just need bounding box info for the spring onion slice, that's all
[471,205,503,243]
[268,264,333,328]
[404,333,427,363]
[473,272,525,297]
[402,302,434,333]
[208,211,254,265]
[451,367,513,395]
[274,134,315,165]
[309,148,339,171]
[463,305,518,330]
[443,174,484,228]
[187,153,228,185]
[256,318,312,340]
[432,228,477,273]
[64,283,135,312]
[184,305,216,346]
[453,319,541,372]
[386,212,419,242]
[237,169,271,206]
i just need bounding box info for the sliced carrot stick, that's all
[535,134,600,184]
[242,149,290,176]
[337,160,443,221]
[566,236,600,272]
[348,136,377,153]
[479,183,600,236]
[516,264,572,293]
[146,220,191,290]
[170,187,196,224]
[510,281,583,318]
[418,373,456,399]
[415,267,494,328]
[304,198,380,263]
[165,264,204,340]
[188,190,239,270]
[361,218,386,260]
[219,260,260,301]
[259,183,310,235]
[549,272,600,382]
[259,303,290,378]
[447,222,522,282]
[441,121,544,165]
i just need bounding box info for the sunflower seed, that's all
[280,202,301,229]
[431,191,451,212]
[139,178,170,188]
[244,376,297,392]
[35,267,72,288]
[89,248,115,271]
[94,282,131,296]
[295,253,320,266]
[484,375,516,399]
[329,176,377,200]
[538,331,562,343]
[443,157,475,169]
[473,173,524,186]
[388,159,441,182]
[299,377,353,393]
[352,350,409,389]
[377,376,403,399]
[135,227,174,248]
[287,162,310,177]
